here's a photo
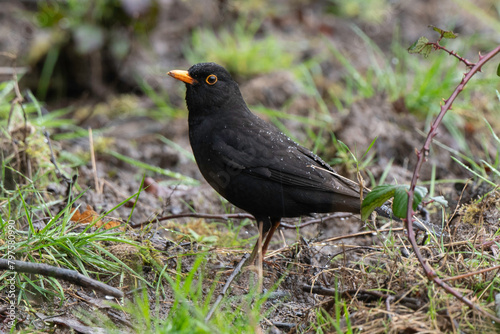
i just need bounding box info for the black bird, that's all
[168,62,377,263]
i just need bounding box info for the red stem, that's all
[430,42,476,67]
[405,45,500,322]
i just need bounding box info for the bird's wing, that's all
[212,129,361,198]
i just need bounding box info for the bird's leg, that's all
[246,220,280,266]
[246,221,265,265]
[261,220,280,259]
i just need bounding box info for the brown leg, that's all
[246,221,264,265]
[261,220,280,258]
[245,220,280,266]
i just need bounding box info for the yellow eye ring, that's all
[206,75,218,85]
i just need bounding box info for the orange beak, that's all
[167,70,197,85]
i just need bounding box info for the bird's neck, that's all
[188,98,251,128]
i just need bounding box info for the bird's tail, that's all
[374,203,444,237]
[374,204,399,221]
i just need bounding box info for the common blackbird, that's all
[168,62,385,263]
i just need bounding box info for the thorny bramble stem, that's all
[406,44,500,322]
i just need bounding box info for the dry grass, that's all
[249,190,500,332]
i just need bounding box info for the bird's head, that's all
[168,62,245,114]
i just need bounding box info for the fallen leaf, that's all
[71,205,100,225]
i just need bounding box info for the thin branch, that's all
[280,213,355,229]
[131,212,352,229]
[131,212,254,228]
[88,127,102,194]
[43,131,70,182]
[158,212,253,222]
[481,236,500,250]
[442,265,500,282]
[429,42,476,67]
[0,259,123,299]
[301,285,423,311]
[405,45,500,323]
[318,227,404,244]
[205,253,249,322]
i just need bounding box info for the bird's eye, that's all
[205,75,218,85]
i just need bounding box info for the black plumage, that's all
[169,62,371,263]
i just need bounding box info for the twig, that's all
[326,246,378,263]
[0,259,123,299]
[131,212,254,228]
[428,41,475,68]
[481,236,500,250]
[442,265,500,282]
[302,284,337,296]
[280,213,354,229]
[43,130,69,182]
[385,295,394,319]
[88,127,102,194]
[301,285,424,311]
[272,322,297,330]
[131,212,352,229]
[205,253,249,322]
[405,45,500,323]
[157,212,254,222]
[318,227,404,244]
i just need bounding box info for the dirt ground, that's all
[1,0,499,333]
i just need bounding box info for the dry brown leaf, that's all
[70,205,100,224]
[95,220,121,230]
[71,205,124,230]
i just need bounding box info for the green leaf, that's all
[496,63,500,77]
[421,45,433,58]
[414,186,428,207]
[393,186,427,218]
[408,37,433,58]
[430,196,448,206]
[392,187,409,218]
[430,25,457,39]
[442,31,458,39]
[361,184,398,220]
[408,36,429,53]
[362,185,428,220]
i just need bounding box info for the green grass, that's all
[106,150,199,186]
[321,24,500,188]
[1,74,275,331]
[0,170,270,333]
[137,78,185,120]
[328,0,391,24]
[185,18,294,78]
[426,116,500,187]
[76,252,276,333]
[0,184,147,301]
